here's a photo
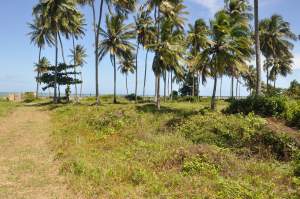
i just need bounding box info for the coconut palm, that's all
[98,14,135,103]
[70,45,87,98]
[202,10,252,110]
[260,14,296,91]
[28,17,53,99]
[119,56,135,95]
[76,0,136,104]
[269,55,293,88]
[254,0,262,95]
[33,0,83,103]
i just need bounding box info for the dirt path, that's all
[0,106,75,199]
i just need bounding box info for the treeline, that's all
[29,0,298,110]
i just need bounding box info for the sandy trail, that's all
[0,106,75,199]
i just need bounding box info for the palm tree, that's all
[70,45,87,98]
[28,17,53,99]
[202,10,252,110]
[35,57,51,91]
[119,57,135,95]
[241,65,256,95]
[259,14,296,91]
[270,55,293,88]
[254,0,262,95]
[98,14,135,103]
[33,0,83,103]
[76,0,136,104]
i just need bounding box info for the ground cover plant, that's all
[50,98,300,198]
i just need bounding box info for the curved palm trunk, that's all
[58,32,66,64]
[113,55,117,104]
[255,0,262,95]
[54,33,58,103]
[211,74,218,111]
[92,0,104,104]
[198,72,201,101]
[167,71,170,97]
[36,46,42,99]
[143,49,149,97]
[135,44,139,102]
[236,78,239,98]
[80,72,83,97]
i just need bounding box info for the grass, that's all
[0,99,17,117]
[49,98,300,198]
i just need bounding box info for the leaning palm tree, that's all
[98,14,135,104]
[33,0,82,103]
[28,17,53,99]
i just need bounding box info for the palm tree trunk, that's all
[266,66,269,93]
[167,71,170,97]
[198,72,201,101]
[135,44,139,102]
[143,49,149,97]
[163,71,166,102]
[211,74,218,111]
[170,70,173,100]
[92,0,104,104]
[236,78,238,98]
[36,46,42,99]
[126,73,128,95]
[113,55,117,104]
[219,76,223,99]
[255,0,262,95]
[54,33,58,103]
[58,32,66,64]
[80,72,83,97]
[156,74,161,110]
[72,36,78,102]
[192,72,195,97]
[231,76,234,98]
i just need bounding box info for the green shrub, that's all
[294,152,300,177]
[125,94,143,101]
[182,157,219,176]
[225,96,287,117]
[23,92,35,103]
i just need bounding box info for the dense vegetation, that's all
[48,98,300,198]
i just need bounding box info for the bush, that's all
[225,96,287,117]
[22,92,35,103]
[294,152,300,177]
[125,94,143,101]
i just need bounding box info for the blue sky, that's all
[0,0,299,96]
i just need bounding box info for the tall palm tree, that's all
[70,44,87,98]
[98,14,135,104]
[28,17,53,99]
[33,0,82,103]
[76,0,136,104]
[254,0,262,95]
[202,10,252,110]
[259,14,296,91]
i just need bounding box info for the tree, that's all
[76,0,136,104]
[259,15,296,91]
[254,0,262,95]
[119,56,135,95]
[98,14,135,103]
[202,10,252,110]
[70,45,87,98]
[33,0,83,103]
[241,65,256,95]
[28,17,53,99]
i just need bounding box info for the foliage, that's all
[22,92,36,103]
